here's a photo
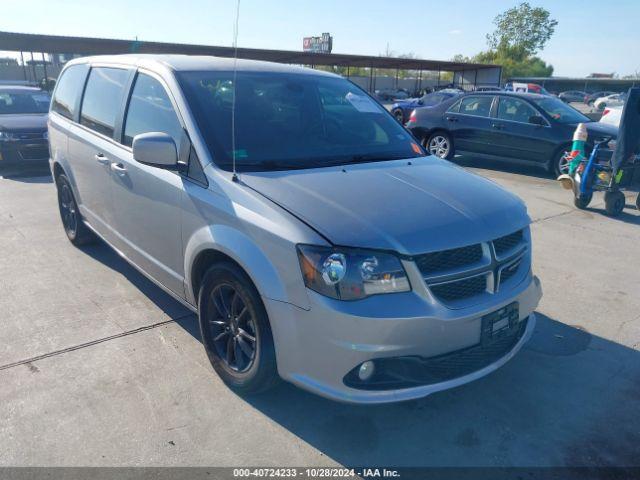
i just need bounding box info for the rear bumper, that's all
[264,274,542,404]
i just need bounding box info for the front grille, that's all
[429,275,486,302]
[19,146,49,160]
[419,228,528,305]
[15,132,46,140]
[499,259,522,285]
[344,318,528,390]
[415,244,483,276]
[493,230,523,256]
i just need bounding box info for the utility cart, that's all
[572,88,640,217]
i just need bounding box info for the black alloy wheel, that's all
[55,173,96,246]
[208,283,257,373]
[198,262,279,393]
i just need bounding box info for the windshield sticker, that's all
[233,149,248,159]
[411,142,422,154]
[345,92,381,113]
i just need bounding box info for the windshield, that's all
[178,71,424,171]
[531,96,590,124]
[0,90,50,114]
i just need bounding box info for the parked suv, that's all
[48,55,541,404]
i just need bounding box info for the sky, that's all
[0,0,638,77]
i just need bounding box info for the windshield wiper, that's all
[324,153,422,167]
[218,160,314,172]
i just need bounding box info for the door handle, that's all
[95,153,110,165]
[491,123,504,130]
[110,162,127,174]
[445,116,458,122]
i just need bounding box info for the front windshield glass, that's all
[178,71,424,171]
[532,96,590,123]
[0,90,50,114]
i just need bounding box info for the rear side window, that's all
[51,64,89,119]
[80,67,129,138]
[447,99,461,113]
[122,73,183,147]
[459,96,493,117]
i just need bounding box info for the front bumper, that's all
[264,273,542,404]
[0,140,49,165]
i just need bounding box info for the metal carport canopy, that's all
[0,30,499,72]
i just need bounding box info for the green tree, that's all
[487,2,558,56]
[451,3,556,80]
[475,46,553,79]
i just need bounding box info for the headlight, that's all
[0,131,16,141]
[297,245,411,300]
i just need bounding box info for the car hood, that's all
[242,157,530,255]
[0,114,47,131]
[582,121,618,138]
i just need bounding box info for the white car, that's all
[594,93,626,111]
[600,106,622,127]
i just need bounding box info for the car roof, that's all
[0,85,45,93]
[65,54,338,77]
[460,91,547,100]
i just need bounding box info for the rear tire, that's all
[636,193,640,211]
[574,194,592,209]
[604,191,625,217]
[425,131,454,160]
[197,262,279,394]
[55,173,96,246]
[550,148,571,178]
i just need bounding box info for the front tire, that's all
[574,194,592,209]
[392,108,404,123]
[425,132,454,160]
[55,173,96,246]
[197,262,279,394]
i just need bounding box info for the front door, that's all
[490,96,556,164]
[109,71,187,296]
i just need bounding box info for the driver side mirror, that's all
[529,115,546,126]
[132,132,178,169]
[417,99,424,105]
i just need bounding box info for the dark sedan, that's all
[390,89,462,124]
[406,92,618,176]
[0,86,50,167]
[558,90,587,103]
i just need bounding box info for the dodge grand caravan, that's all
[48,55,542,404]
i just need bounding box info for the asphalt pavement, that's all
[0,158,638,467]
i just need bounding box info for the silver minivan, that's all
[48,55,542,404]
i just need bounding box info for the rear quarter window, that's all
[51,64,89,120]
[459,96,493,117]
[446,99,461,113]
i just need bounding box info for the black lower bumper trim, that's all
[343,318,528,391]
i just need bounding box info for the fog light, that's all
[358,361,375,381]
